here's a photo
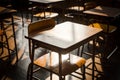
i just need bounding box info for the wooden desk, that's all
[29,0,64,4]
[25,21,102,80]
[29,0,63,18]
[84,6,119,58]
[29,0,64,7]
[83,6,120,18]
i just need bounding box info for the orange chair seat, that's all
[89,23,117,33]
[33,12,58,18]
[34,52,86,76]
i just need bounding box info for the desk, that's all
[29,0,64,4]
[83,6,120,18]
[84,6,119,59]
[0,6,18,63]
[29,0,63,18]
[83,6,120,34]
[83,6,120,26]
[29,0,64,8]
[25,21,102,80]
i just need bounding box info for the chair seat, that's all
[34,52,86,76]
[67,6,84,12]
[84,2,97,10]
[33,12,58,18]
[89,23,117,33]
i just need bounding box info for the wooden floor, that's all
[0,13,120,80]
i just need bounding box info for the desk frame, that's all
[26,21,102,80]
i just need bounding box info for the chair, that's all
[33,11,58,20]
[0,6,18,63]
[0,29,11,61]
[76,18,118,77]
[64,1,97,23]
[79,19,118,60]
[88,19,118,59]
[32,5,59,23]
[84,1,97,10]
[26,18,86,80]
[63,0,85,22]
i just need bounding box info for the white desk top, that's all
[27,21,102,54]
[29,0,63,4]
[84,6,120,18]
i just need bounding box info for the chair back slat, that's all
[28,18,55,36]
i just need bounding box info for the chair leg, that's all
[4,31,11,61]
[0,42,3,56]
[50,72,52,80]
[20,11,24,27]
[30,12,33,23]
[0,21,11,61]
[27,63,32,80]
[77,45,85,57]
[0,21,4,56]
[62,76,65,80]
[81,65,86,80]
[11,16,18,63]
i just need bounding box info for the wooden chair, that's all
[33,11,58,19]
[0,29,11,61]
[64,1,97,23]
[26,18,86,80]
[32,6,59,23]
[63,0,85,22]
[88,19,118,59]
[76,18,118,77]
[84,1,97,10]
[79,19,118,60]
[0,7,18,63]
[28,18,55,35]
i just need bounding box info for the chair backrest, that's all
[28,18,55,36]
[84,1,97,10]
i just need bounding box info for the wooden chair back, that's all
[28,18,55,36]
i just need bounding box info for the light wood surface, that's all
[26,21,102,54]
[84,6,120,18]
[29,0,63,4]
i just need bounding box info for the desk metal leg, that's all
[29,40,35,80]
[92,39,96,80]
[59,53,62,80]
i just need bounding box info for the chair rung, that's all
[107,46,118,59]
[70,73,83,79]
[83,52,101,58]
[32,76,41,80]
[33,67,41,73]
